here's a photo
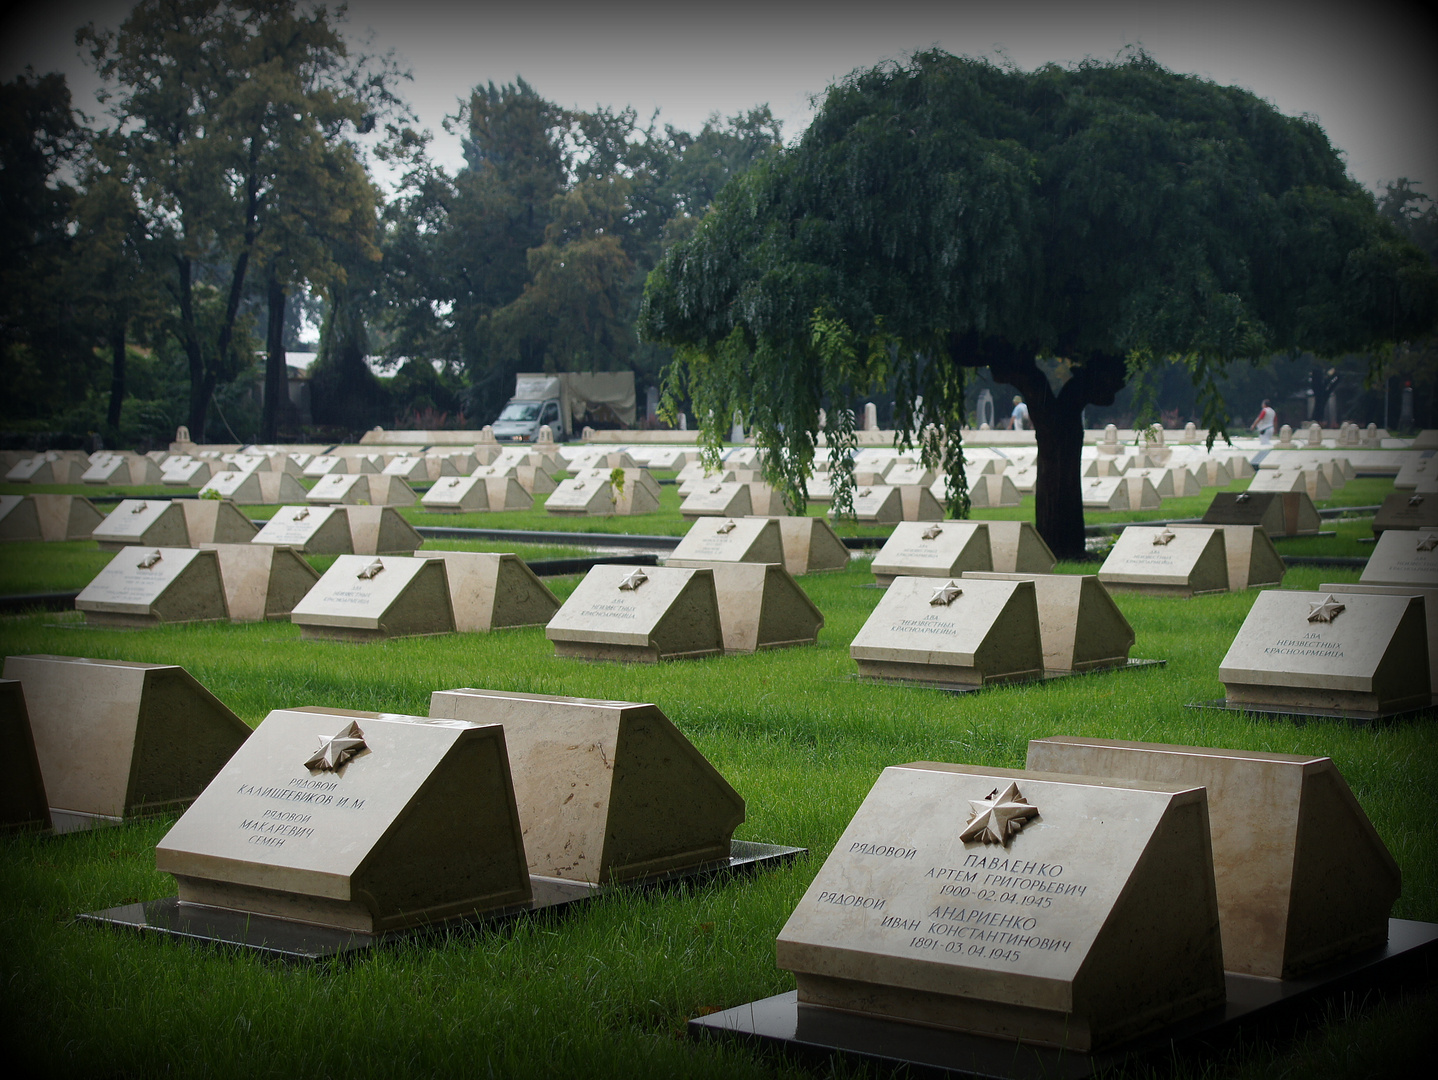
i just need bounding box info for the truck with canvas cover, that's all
[491,372,637,442]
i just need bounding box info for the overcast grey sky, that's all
[3,0,1436,195]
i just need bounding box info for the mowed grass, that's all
[0,540,1434,1078]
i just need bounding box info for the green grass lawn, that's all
[0,532,1433,1077]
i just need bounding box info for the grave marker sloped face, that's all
[421,473,489,512]
[161,459,213,486]
[546,564,724,662]
[1,655,249,831]
[0,679,51,831]
[251,505,353,553]
[776,762,1223,1051]
[666,517,785,567]
[871,522,991,586]
[963,571,1133,671]
[199,470,264,503]
[1321,581,1438,701]
[1027,737,1401,978]
[680,481,753,519]
[290,555,455,641]
[850,576,1044,687]
[0,495,43,541]
[1098,525,1229,597]
[93,499,190,551]
[1218,589,1430,714]
[306,473,369,505]
[76,546,229,625]
[415,551,560,631]
[428,689,744,883]
[1372,493,1438,536]
[832,485,903,523]
[155,708,531,932]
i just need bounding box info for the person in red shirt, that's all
[1250,399,1276,445]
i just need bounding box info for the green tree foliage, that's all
[638,50,1438,556]
[80,0,397,442]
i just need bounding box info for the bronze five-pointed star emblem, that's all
[1153,528,1176,546]
[717,520,736,534]
[1306,594,1346,623]
[305,720,366,772]
[929,581,963,606]
[357,558,385,580]
[618,569,648,591]
[960,782,1039,846]
[858,488,872,497]
[921,524,943,541]
[1236,492,1251,503]
[1410,495,1425,507]
[137,550,162,569]
[131,501,149,513]
[293,507,309,520]
[1418,534,1438,552]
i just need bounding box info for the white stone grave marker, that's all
[546,565,724,662]
[76,546,229,626]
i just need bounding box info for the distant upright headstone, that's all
[251,505,353,553]
[667,516,784,567]
[1097,525,1228,597]
[1277,424,1294,447]
[870,521,991,586]
[1372,492,1438,535]
[680,481,753,520]
[1219,589,1430,715]
[546,565,724,662]
[1027,737,1401,978]
[2,655,249,833]
[200,543,320,621]
[344,505,423,556]
[415,551,560,631]
[93,498,189,551]
[850,575,1044,687]
[1307,422,1323,446]
[963,571,1134,672]
[429,689,744,883]
[1203,490,1320,536]
[776,762,1224,1050]
[0,680,51,831]
[1360,527,1438,586]
[747,515,850,575]
[154,707,531,932]
[1169,523,1285,591]
[984,520,1056,574]
[291,555,454,641]
[179,498,259,545]
[1182,421,1198,443]
[709,562,824,653]
[76,546,229,626]
[863,402,878,431]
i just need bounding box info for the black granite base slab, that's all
[1188,699,1437,724]
[689,919,1438,1080]
[851,658,1165,694]
[77,841,805,961]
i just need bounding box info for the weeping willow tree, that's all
[638,50,1437,557]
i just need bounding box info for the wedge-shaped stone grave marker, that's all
[546,564,724,662]
[986,520,1057,574]
[1204,490,1320,536]
[76,546,228,626]
[26,493,101,542]
[745,515,850,574]
[547,472,654,515]
[831,484,902,524]
[886,462,936,486]
[291,555,454,641]
[1082,475,1162,511]
[251,505,352,553]
[429,689,744,883]
[710,562,824,653]
[1169,523,1285,591]
[1250,467,1331,501]
[302,454,345,477]
[2,655,249,833]
[200,470,307,504]
[415,551,560,631]
[161,459,213,486]
[421,473,530,513]
[82,453,161,485]
[776,762,1224,1051]
[1322,581,1438,704]
[966,473,1023,509]
[679,481,752,520]
[1098,525,1228,597]
[850,576,1043,687]
[871,522,991,586]
[1372,492,1438,535]
[344,505,422,555]
[963,572,1133,672]
[380,455,427,481]
[1128,466,1200,498]
[93,498,189,551]
[0,680,51,831]
[1360,527,1438,586]
[179,498,259,545]
[666,517,784,567]
[364,474,417,507]
[6,456,79,483]
[1026,737,1401,979]
[200,543,320,621]
[1219,589,1430,715]
[894,483,945,520]
[0,494,42,541]
[155,708,531,932]
[307,473,369,505]
[1188,457,1233,487]
[571,466,662,502]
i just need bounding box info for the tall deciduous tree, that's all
[81,0,397,442]
[639,51,1438,556]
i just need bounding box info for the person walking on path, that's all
[1010,395,1030,431]
[1250,399,1276,445]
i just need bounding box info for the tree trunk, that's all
[263,277,287,441]
[106,317,126,431]
[177,257,209,443]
